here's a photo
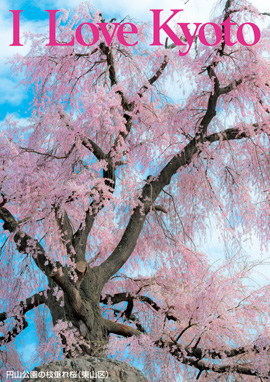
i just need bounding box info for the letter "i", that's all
[10,10,23,46]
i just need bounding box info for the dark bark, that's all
[43,266,110,357]
[157,339,261,377]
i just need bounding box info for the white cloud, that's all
[0,78,27,106]
[199,226,270,287]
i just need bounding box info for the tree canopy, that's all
[1,0,270,380]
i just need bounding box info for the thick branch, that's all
[161,340,259,377]
[101,293,178,322]
[98,202,148,284]
[170,341,248,361]
[205,125,263,143]
[111,307,147,333]
[111,55,169,149]
[54,208,74,257]
[81,137,106,161]
[74,138,115,257]
[99,42,117,87]
[0,207,56,279]
[220,78,243,95]
[72,209,95,260]
[138,55,168,98]
[81,137,115,190]
[103,318,141,338]
[195,67,220,139]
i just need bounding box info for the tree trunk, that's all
[46,270,109,358]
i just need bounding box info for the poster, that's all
[1,0,270,381]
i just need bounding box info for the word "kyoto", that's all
[10,9,261,56]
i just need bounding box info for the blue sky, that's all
[1,0,270,372]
